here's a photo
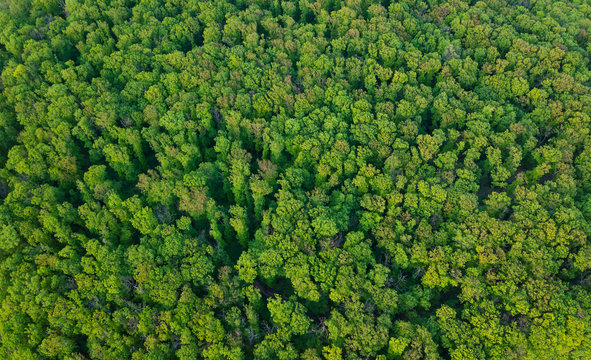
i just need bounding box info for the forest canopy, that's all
[1,0,591,359]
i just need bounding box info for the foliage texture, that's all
[1,0,591,359]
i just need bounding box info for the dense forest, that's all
[1,0,591,359]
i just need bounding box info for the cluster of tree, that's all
[1,0,591,359]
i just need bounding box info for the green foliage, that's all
[1,0,591,359]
